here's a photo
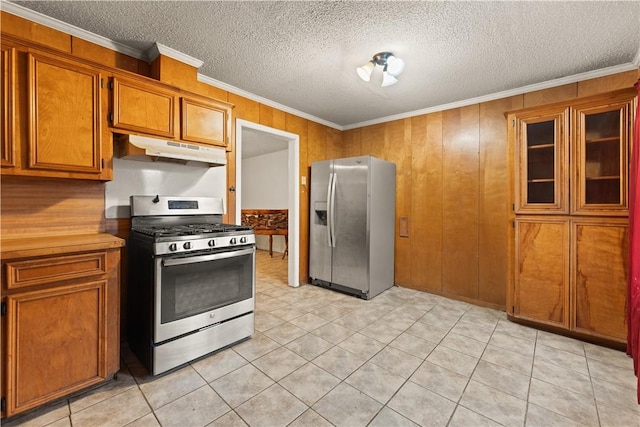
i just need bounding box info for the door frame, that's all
[235,119,300,287]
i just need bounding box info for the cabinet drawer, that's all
[5,252,107,290]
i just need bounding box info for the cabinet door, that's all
[111,76,176,138]
[571,219,628,342]
[28,53,102,174]
[180,97,230,147]
[5,281,108,416]
[514,218,569,327]
[514,108,569,214]
[1,45,15,167]
[571,96,634,215]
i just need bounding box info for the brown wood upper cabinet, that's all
[1,44,15,168]
[111,75,176,139]
[181,96,231,147]
[512,89,634,216]
[110,75,232,149]
[571,97,633,216]
[513,107,569,214]
[28,52,103,175]
[0,43,112,181]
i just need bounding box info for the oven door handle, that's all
[162,247,254,267]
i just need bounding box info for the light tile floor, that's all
[5,250,640,427]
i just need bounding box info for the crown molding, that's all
[343,61,640,130]
[4,0,638,132]
[1,0,147,60]
[146,43,204,69]
[197,74,344,130]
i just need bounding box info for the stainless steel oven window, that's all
[154,247,255,341]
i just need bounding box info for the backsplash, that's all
[105,158,227,218]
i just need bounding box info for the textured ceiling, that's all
[6,1,640,128]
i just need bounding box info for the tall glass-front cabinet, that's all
[508,89,635,345]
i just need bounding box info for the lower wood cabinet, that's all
[512,217,627,344]
[514,218,569,328]
[1,235,123,418]
[572,219,628,341]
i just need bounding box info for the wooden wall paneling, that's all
[150,55,197,92]
[259,104,286,130]
[362,123,386,158]
[71,38,139,73]
[423,112,444,292]
[1,12,71,53]
[285,113,309,283]
[523,83,577,109]
[0,177,106,238]
[326,127,342,160]
[442,105,480,299]
[384,119,411,286]
[478,96,523,307]
[577,70,638,98]
[307,121,327,163]
[341,128,362,158]
[409,115,429,291]
[228,93,259,123]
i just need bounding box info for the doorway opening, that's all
[235,119,300,287]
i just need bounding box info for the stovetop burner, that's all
[133,223,253,238]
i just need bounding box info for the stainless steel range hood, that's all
[115,134,227,167]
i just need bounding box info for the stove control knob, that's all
[240,237,247,244]
[208,240,216,247]
[230,238,237,245]
[169,243,178,252]
[183,242,192,250]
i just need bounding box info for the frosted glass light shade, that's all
[356,61,374,82]
[381,71,398,87]
[386,56,405,76]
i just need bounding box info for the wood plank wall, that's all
[341,70,638,309]
[2,12,638,307]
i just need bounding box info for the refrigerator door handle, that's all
[326,172,334,247]
[329,172,337,247]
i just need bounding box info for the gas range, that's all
[129,195,255,255]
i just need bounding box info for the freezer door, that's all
[332,156,369,292]
[309,160,333,282]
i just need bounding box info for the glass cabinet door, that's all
[572,97,633,215]
[515,107,569,214]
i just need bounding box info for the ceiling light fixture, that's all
[356,52,405,87]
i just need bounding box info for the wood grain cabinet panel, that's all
[28,52,102,174]
[1,45,15,167]
[572,219,628,340]
[1,244,121,418]
[180,97,230,147]
[508,88,635,346]
[571,97,633,216]
[6,282,107,415]
[514,218,569,327]
[111,76,176,138]
[512,107,569,214]
[5,253,106,290]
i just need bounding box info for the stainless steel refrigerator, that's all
[309,155,396,299]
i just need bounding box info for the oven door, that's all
[154,246,255,343]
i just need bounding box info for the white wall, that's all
[105,158,227,218]
[242,149,288,253]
